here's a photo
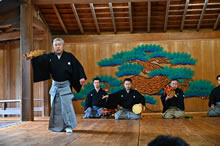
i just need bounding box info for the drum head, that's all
[132,104,142,114]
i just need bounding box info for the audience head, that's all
[148,135,189,146]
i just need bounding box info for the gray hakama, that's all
[49,80,77,132]
[83,106,103,118]
[115,107,141,120]
[208,102,220,117]
[106,89,145,120]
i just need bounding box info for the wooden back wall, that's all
[56,32,220,114]
[0,31,220,115]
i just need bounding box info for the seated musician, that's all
[161,79,185,119]
[207,75,220,117]
[83,77,107,118]
[103,78,146,120]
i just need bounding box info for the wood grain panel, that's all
[62,37,220,114]
[0,115,220,145]
[0,32,220,115]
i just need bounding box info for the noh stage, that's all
[0,113,220,146]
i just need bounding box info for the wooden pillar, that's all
[20,0,34,121]
[44,32,52,116]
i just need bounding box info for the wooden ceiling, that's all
[28,0,220,35]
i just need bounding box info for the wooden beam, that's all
[52,4,68,34]
[109,3,117,33]
[197,0,209,31]
[164,0,170,32]
[43,32,51,117]
[6,44,11,102]
[147,2,151,32]
[180,0,189,31]
[0,7,20,25]
[33,17,47,32]
[128,2,133,33]
[53,31,220,44]
[0,31,20,41]
[0,31,46,41]
[213,14,220,30]
[71,4,84,34]
[34,5,50,31]
[90,3,100,34]
[0,24,12,29]
[33,0,182,4]
[20,0,34,121]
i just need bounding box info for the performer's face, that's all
[93,80,100,89]
[124,81,132,91]
[218,77,220,85]
[170,80,178,89]
[54,40,64,56]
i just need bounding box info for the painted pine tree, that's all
[74,44,215,108]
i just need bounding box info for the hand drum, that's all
[132,104,144,114]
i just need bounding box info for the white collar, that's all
[57,55,61,59]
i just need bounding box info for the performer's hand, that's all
[23,50,45,60]
[142,105,146,112]
[211,104,215,109]
[102,95,109,99]
[23,54,32,60]
[80,78,85,85]
[165,95,173,101]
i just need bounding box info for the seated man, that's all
[103,78,145,120]
[208,75,220,117]
[161,79,185,119]
[83,78,107,118]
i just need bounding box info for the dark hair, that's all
[124,78,132,83]
[93,77,101,82]
[148,135,189,146]
[216,75,220,80]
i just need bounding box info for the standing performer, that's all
[160,80,185,119]
[103,78,145,120]
[208,75,220,117]
[83,77,107,118]
[25,38,87,133]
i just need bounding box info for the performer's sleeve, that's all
[31,54,50,82]
[71,55,87,92]
[160,93,167,113]
[84,94,91,110]
[209,89,216,107]
[177,89,185,111]
[105,91,120,109]
[98,90,108,107]
[135,91,145,105]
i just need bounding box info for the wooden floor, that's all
[0,113,219,146]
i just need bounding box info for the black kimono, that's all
[107,89,145,119]
[160,88,185,113]
[108,89,145,110]
[83,88,107,118]
[208,86,220,107]
[207,86,220,117]
[84,88,107,110]
[31,51,87,131]
[31,51,87,92]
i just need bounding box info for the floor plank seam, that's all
[0,121,22,128]
[137,120,140,146]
